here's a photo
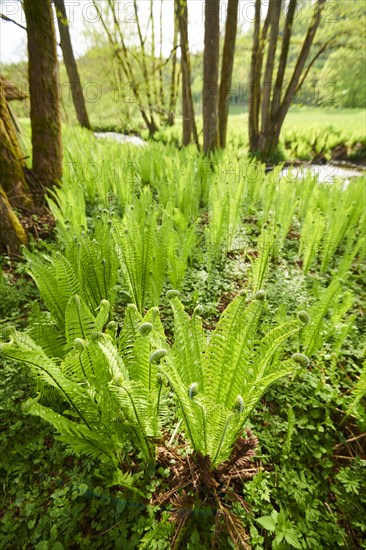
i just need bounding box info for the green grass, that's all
[228,104,366,133]
[224,108,366,161]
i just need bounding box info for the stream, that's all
[280,163,365,184]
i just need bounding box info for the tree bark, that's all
[23,0,62,186]
[179,0,191,145]
[167,0,179,126]
[249,0,327,160]
[270,0,297,118]
[0,77,29,254]
[262,0,327,158]
[178,0,198,147]
[258,0,282,149]
[0,77,31,208]
[248,0,271,152]
[203,0,220,154]
[0,186,28,254]
[218,0,239,149]
[278,0,326,128]
[248,0,262,152]
[54,0,91,130]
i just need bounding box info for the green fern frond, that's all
[23,399,120,464]
[251,225,276,292]
[28,313,69,360]
[161,294,302,468]
[204,293,263,404]
[25,251,76,330]
[301,278,353,356]
[1,332,100,430]
[168,295,205,389]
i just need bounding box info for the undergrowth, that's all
[1,130,365,549]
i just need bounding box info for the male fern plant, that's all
[0,296,168,486]
[160,290,309,467]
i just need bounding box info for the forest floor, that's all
[1,122,365,550]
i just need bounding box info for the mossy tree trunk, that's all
[23,0,62,186]
[54,0,91,130]
[0,186,28,254]
[0,77,32,208]
[0,76,29,254]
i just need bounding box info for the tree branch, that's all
[0,13,26,31]
[296,35,337,94]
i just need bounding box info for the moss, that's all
[0,78,32,207]
[0,186,28,255]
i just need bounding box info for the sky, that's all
[0,0,255,65]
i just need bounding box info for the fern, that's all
[47,182,87,237]
[301,278,354,357]
[250,224,277,292]
[298,209,325,274]
[112,202,166,313]
[24,250,81,331]
[320,198,360,273]
[1,289,308,475]
[160,292,307,467]
[0,297,169,468]
[163,208,197,290]
[24,217,119,330]
[205,171,246,267]
[272,178,298,256]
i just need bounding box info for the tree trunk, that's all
[0,77,31,208]
[158,0,166,117]
[249,0,326,160]
[270,0,297,118]
[0,186,28,254]
[133,0,159,135]
[54,0,91,130]
[249,1,271,152]
[258,0,282,149]
[248,0,262,152]
[23,0,62,186]
[0,78,29,254]
[218,0,239,149]
[203,0,220,154]
[261,0,326,158]
[277,0,326,127]
[180,0,191,145]
[167,0,179,126]
[178,0,198,147]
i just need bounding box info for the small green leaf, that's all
[285,531,302,549]
[257,515,277,532]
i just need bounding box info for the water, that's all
[280,164,365,184]
[94,132,146,147]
